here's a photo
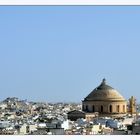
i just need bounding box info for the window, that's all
[123,105,125,113]
[92,105,95,112]
[109,105,112,113]
[86,105,89,112]
[116,105,120,112]
[82,105,84,111]
[101,105,103,113]
[26,126,29,133]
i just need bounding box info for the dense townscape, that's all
[0,97,140,135]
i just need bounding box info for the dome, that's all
[84,79,125,101]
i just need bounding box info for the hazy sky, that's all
[0,6,140,103]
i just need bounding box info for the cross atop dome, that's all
[102,78,106,85]
[96,78,113,90]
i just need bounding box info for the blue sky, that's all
[0,6,140,103]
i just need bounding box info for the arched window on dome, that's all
[82,105,84,111]
[123,105,125,113]
[109,105,112,113]
[116,105,120,112]
[101,105,103,113]
[92,105,95,112]
[86,105,89,112]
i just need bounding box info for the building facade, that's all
[82,79,127,118]
[67,110,98,121]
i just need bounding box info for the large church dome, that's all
[84,79,125,101]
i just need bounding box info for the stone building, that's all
[67,110,85,121]
[128,96,137,115]
[82,79,127,118]
[67,110,98,121]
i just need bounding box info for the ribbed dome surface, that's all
[84,79,125,101]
